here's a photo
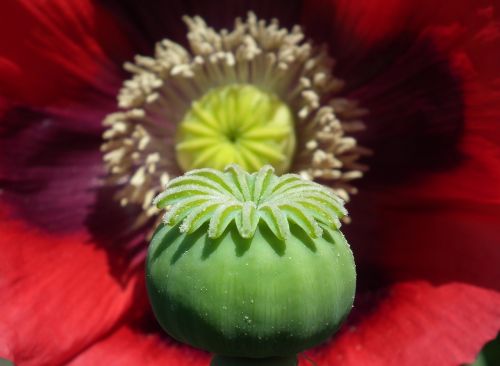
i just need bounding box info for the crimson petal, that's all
[301,0,492,85]
[0,105,151,278]
[0,0,133,106]
[67,325,209,366]
[0,207,141,366]
[0,107,106,232]
[304,282,500,366]
[346,9,500,291]
[60,282,500,366]
[102,0,303,52]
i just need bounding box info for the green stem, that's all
[210,355,297,366]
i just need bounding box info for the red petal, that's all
[352,82,500,289]
[68,326,209,366]
[299,1,500,290]
[303,282,500,366]
[61,282,500,366]
[0,106,152,274]
[0,206,141,366]
[300,1,497,85]
[348,183,500,292]
[301,0,489,55]
[104,0,303,48]
[0,105,113,232]
[347,75,500,289]
[345,18,500,290]
[0,0,133,106]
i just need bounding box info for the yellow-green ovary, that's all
[175,84,296,174]
[146,223,356,358]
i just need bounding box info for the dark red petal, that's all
[467,6,500,81]
[301,2,499,178]
[67,325,209,366]
[345,10,500,290]
[348,76,500,290]
[348,144,500,291]
[300,1,476,177]
[0,105,151,276]
[299,1,500,290]
[62,282,500,366]
[303,282,500,366]
[0,107,106,231]
[103,0,303,52]
[300,0,492,84]
[0,207,141,366]
[0,0,133,106]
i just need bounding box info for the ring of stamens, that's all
[102,12,368,230]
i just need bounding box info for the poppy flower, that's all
[1,0,500,365]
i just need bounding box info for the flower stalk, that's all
[211,355,298,366]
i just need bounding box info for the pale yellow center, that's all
[175,84,296,174]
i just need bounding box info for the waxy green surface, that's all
[146,165,356,360]
[147,222,355,357]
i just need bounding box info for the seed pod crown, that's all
[154,164,346,241]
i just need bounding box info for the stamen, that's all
[102,12,367,229]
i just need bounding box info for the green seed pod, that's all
[146,165,356,366]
